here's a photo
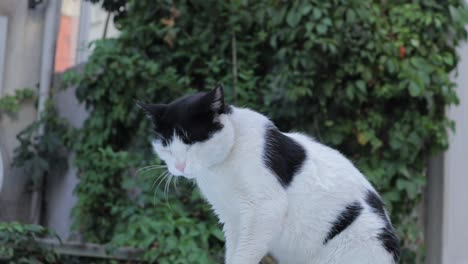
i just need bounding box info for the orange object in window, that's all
[54,0,80,72]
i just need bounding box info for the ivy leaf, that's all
[346,9,356,23]
[410,39,420,48]
[301,4,313,15]
[313,8,322,19]
[211,228,225,241]
[386,59,397,73]
[317,24,327,34]
[357,132,368,145]
[408,81,421,97]
[286,10,301,27]
[356,80,366,93]
[443,53,454,66]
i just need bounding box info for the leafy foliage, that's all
[0,222,61,263]
[17,0,467,263]
[84,0,128,25]
[0,222,138,263]
[111,178,224,263]
[0,88,35,116]
[13,101,72,189]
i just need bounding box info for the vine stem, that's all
[102,12,111,39]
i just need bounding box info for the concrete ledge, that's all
[37,239,144,261]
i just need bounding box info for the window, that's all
[54,0,81,72]
[54,0,120,73]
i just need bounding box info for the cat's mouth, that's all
[168,166,195,179]
[182,172,195,179]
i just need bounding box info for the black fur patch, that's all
[263,125,306,187]
[138,85,231,145]
[366,190,386,218]
[378,225,401,262]
[323,201,363,244]
[365,190,401,262]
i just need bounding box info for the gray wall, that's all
[0,1,45,222]
[425,155,444,264]
[442,26,468,263]
[44,75,88,240]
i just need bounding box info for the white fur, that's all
[153,107,396,264]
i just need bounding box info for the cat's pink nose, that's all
[175,162,185,173]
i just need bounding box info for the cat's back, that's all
[286,132,374,191]
[226,107,373,192]
[270,133,399,263]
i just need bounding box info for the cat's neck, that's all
[203,106,271,172]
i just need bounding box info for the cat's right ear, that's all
[136,101,166,120]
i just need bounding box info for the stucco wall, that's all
[0,1,44,222]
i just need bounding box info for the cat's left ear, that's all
[136,101,166,121]
[207,84,225,114]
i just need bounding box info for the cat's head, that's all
[138,84,234,179]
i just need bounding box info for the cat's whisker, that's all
[137,165,167,173]
[164,174,172,201]
[164,175,174,209]
[153,170,170,206]
[151,171,167,206]
[153,187,158,206]
[151,170,168,191]
[143,165,160,168]
[154,171,170,191]
[137,165,166,172]
[152,171,168,194]
[173,176,179,192]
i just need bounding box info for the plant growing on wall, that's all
[0,222,61,263]
[17,0,466,262]
[13,101,72,189]
[0,88,35,116]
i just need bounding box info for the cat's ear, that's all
[136,101,166,120]
[207,83,225,114]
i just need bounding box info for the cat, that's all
[138,84,400,264]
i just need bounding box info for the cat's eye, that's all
[161,149,172,155]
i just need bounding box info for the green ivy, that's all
[0,88,35,115]
[111,178,224,263]
[27,0,468,263]
[0,222,61,263]
[13,101,73,189]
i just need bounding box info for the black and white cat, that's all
[139,85,400,264]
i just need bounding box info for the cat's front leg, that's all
[223,222,238,264]
[229,194,287,264]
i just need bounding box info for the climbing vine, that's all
[0,88,35,115]
[13,0,467,262]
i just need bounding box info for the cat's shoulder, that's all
[227,106,271,129]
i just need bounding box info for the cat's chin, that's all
[168,170,196,179]
[181,173,196,179]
